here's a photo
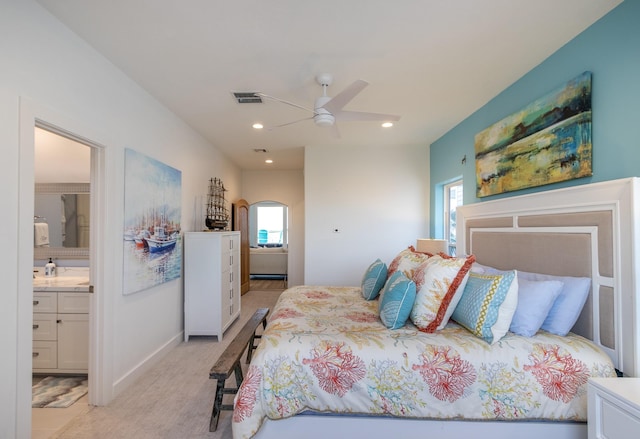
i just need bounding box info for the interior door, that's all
[233,199,250,294]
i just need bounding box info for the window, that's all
[443,180,463,256]
[256,204,287,246]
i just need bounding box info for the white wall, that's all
[1,1,241,437]
[241,170,304,286]
[304,143,430,286]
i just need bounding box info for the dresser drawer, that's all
[33,341,57,369]
[33,292,57,313]
[33,313,57,341]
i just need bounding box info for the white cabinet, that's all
[588,378,640,439]
[184,231,241,341]
[33,291,90,373]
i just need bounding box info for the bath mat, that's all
[32,375,88,408]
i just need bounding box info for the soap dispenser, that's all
[44,258,56,277]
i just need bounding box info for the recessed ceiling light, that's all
[253,123,264,129]
[381,122,393,128]
[265,159,273,164]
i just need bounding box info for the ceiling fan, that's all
[256,73,400,137]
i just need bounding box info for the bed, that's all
[233,178,640,439]
[250,247,288,277]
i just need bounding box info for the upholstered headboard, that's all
[456,178,639,377]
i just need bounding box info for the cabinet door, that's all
[57,313,89,370]
[233,199,250,294]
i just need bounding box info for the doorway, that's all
[249,201,289,290]
[32,127,93,436]
[17,99,108,438]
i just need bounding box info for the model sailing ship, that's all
[205,177,229,230]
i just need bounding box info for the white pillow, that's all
[518,271,591,336]
[509,279,564,337]
[472,263,591,336]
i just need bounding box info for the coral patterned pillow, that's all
[409,254,475,332]
[387,246,431,281]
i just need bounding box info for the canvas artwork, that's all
[475,71,592,197]
[123,148,182,295]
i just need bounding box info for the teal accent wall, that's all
[429,0,640,237]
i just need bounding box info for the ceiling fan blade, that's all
[255,93,316,114]
[268,116,313,129]
[334,110,401,122]
[322,80,369,114]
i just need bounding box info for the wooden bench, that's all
[209,307,269,432]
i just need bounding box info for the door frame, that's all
[17,98,112,437]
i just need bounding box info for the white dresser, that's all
[588,377,640,439]
[184,231,241,341]
[33,291,90,373]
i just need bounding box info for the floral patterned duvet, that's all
[232,286,616,438]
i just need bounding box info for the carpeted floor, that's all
[33,376,88,408]
[52,289,283,439]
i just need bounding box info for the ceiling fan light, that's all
[381,122,393,128]
[265,159,273,164]
[252,123,264,129]
[314,113,335,127]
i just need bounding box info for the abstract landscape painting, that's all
[475,71,592,197]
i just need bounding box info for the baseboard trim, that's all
[112,331,184,398]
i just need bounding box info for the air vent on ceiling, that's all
[232,92,262,104]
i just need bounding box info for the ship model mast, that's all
[205,177,229,230]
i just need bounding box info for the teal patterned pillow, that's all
[379,272,416,329]
[452,271,517,344]
[361,259,388,300]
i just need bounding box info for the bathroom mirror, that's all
[34,182,90,259]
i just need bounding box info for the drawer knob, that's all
[57,319,62,324]
[33,300,39,306]
[33,324,39,330]
[33,352,39,358]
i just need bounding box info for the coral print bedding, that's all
[232,286,615,438]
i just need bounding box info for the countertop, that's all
[33,267,90,292]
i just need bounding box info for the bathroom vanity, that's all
[33,270,90,374]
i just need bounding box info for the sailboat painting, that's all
[123,148,182,295]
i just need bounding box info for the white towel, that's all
[34,223,50,247]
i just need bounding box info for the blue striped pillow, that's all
[452,271,517,344]
[361,259,388,300]
[379,272,416,329]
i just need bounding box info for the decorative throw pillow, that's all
[387,246,431,281]
[451,270,518,344]
[409,254,476,332]
[509,279,564,337]
[361,259,388,300]
[517,270,591,336]
[379,272,416,329]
